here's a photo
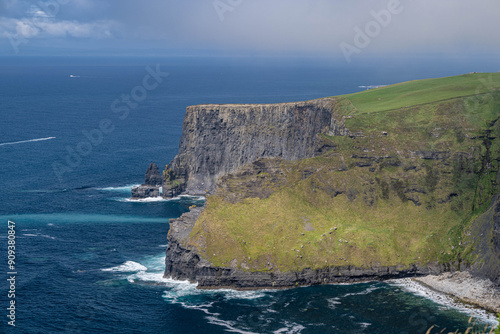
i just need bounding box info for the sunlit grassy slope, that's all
[343,73,500,113]
[188,73,500,273]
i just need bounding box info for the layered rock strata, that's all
[163,98,347,195]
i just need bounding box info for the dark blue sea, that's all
[1,56,499,333]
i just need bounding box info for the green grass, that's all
[342,73,500,113]
[187,73,500,273]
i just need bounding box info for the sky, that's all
[0,0,500,60]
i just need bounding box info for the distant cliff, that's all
[163,98,348,195]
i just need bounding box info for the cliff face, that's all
[469,194,500,284]
[164,98,348,195]
[163,74,500,289]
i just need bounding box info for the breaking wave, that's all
[101,261,148,273]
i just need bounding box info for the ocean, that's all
[1,56,499,333]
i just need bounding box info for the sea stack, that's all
[131,162,162,198]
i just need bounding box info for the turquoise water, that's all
[0,56,498,333]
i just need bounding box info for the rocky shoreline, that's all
[414,272,500,314]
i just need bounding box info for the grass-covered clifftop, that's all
[184,73,500,276]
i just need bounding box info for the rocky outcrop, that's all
[164,207,451,289]
[131,186,159,198]
[131,163,162,199]
[144,163,162,186]
[164,98,348,195]
[469,194,500,285]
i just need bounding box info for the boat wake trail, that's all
[0,136,56,147]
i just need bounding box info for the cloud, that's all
[1,0,499,56]
[39,20,116,38]
[0,16,117,39]
[15,19,39,38]
[95,0,500,56]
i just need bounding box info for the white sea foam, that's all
[97,184,141,192]
[160,275,270,333]
[102,261,148,273]
[206,316,259,334]
[273,322,306,334]
[99,254,165,285]
[327,297,342,309]
[358,322,372,330]
[161,279,210,310]
[339,285,380,298]
[139,254,167,272]
[0,136,55,147]
[390,278,499,325]
[127,272,167,283]
[114,194,206,203]
[218,289,268,301]
[100,255,170,285]
[164,286,259,334]
[111,254,267,333]
[22,233,55,240]
[118,197,168,203]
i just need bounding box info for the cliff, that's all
[163,98,348,195]
[164,73,500,289]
